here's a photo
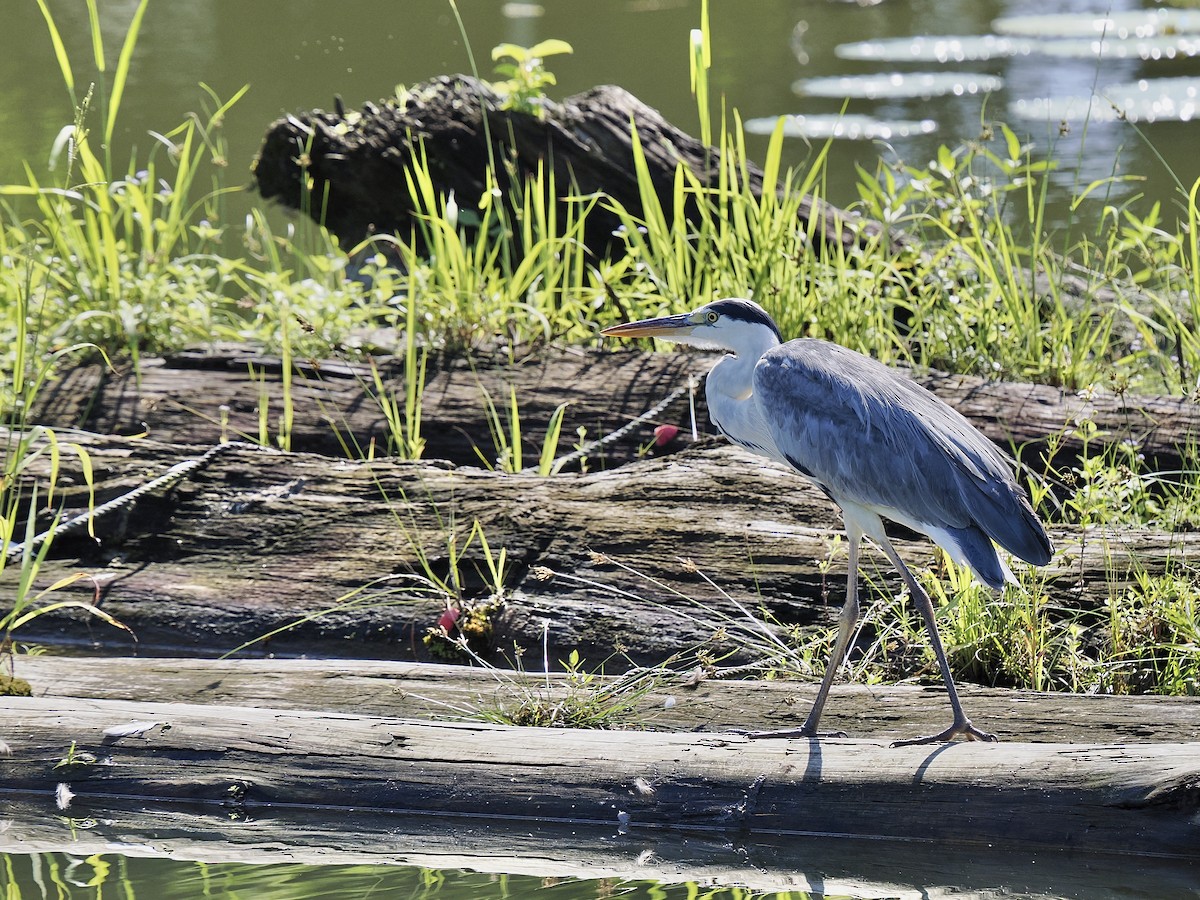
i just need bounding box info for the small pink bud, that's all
[438,608,461,632]
[653,424,680,447]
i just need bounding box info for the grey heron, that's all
[602,298,1053,744]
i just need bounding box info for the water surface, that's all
[3,0,1199,230]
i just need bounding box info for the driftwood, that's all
[5,434,1196,664]
[2,658,1197,891]
[252,75,884,261]
[1,690,1197,859]
[29,346,1200,471]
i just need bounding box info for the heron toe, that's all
[889,718,998,747]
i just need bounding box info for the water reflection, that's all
[745,112,938,140]
[3,853,748,900]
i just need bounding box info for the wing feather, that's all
[753,339,1051,566]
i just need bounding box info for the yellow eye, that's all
[705,311,719,324]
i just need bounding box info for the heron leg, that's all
[745,527,862,740]
[877,539,997,746]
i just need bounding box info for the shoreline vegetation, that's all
[3,1,1199,705]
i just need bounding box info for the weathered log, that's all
[252,76,883,261]
[4,435,1193,666]
[16,656,1200,744]
[0,694,1197,858]
[30,347,708,467]
[28,347,1200,471]
[4,659,1197,891]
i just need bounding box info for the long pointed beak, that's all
[601,312,696,339]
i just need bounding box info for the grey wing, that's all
[754,340,1051,565]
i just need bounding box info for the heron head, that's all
[601,298,782,354]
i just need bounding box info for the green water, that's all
[3,844,1198,900]
[0,855,757,900]
[4,0,1200,227]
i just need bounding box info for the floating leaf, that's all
[1036,35,1200,60]
[501,3,545,18]
[993,9,1200,39]
[744,113,937,141]
[793,71,1003,100]
[838,30,1200,64]
[836,34,1034,63]
[1010,76,1200,123]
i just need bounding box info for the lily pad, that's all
[744,113,938,140]
[1011,76,1200,123]
[793,71,1004,100]
[1036,34,1200,60]
[836,34,1035,63]
[993,9,1200,40]
[501,2,545,17]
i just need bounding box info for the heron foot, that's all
[889,718,997,747]
[735,726,848,740]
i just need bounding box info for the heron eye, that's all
[705,311,719,324]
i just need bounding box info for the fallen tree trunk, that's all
[252,76,1155,335]
[28,347,1200,471]
[5,435,1193,665]
[1,694,1197,858]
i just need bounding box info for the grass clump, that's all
[473,649,664,730]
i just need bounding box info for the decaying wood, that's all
[253,76,884,261]
[29,346,1200,471]
[5,435,1195,664]
[0,694,1197,858]
[30,347,709,467]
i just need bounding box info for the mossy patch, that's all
[0,675,32,697]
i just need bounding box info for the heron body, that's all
[602,298,1053,744]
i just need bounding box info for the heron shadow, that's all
[797,735,825,786]
[909,739,967,784]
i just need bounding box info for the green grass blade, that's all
[35,0,75,103]
[540,403,570,475]
[84,0,106,71]
[105,0,151,147]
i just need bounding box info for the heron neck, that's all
[706,352,784,463]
